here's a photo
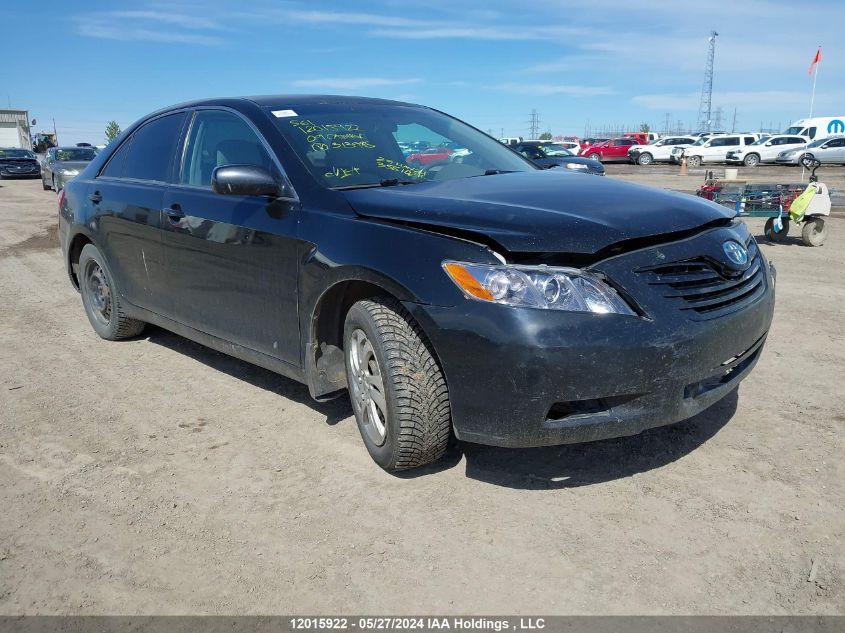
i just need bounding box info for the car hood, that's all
[53,161,91,171]
[342,171,734,254]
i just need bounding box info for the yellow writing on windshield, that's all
[376,157,425,180]
[290,120,376,153]
[325,166,362,180]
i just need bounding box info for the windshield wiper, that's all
[333,178,419,191]
[469,169,517,178]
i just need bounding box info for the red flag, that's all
[808,48,822,75]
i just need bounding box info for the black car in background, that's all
[512,141,605,175]
[0,148,41,179]
[58,95,775,471]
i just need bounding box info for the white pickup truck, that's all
[725,135,809,166]
[627,136,698,165]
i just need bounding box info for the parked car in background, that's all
[512,141,605,175]
[41,146,97,192]
[57,94,775,471]
[580,137,609,151]
[798,135,845,164]
[0,147,41,179]
[673,134,762,167]
[726,135,809,167]
[406,145,454,165]
[628,136,697,165]
[579,137,638,162]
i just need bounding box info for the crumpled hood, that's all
[342,170,734,254]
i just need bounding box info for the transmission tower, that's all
[712,106,723,131]
[527,110,541,139]
[662,112,672,134]
[696,30,718,133]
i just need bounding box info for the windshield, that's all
[540,144,574,157]
[692,138,708,146]
[784,126,804,135]
[56,148,96,161]
[269,104,535,188]
[806,138,828,148]
[0,149,35,159]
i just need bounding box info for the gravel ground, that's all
[0,174,842,615]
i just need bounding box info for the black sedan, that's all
[512,141,605,175]
[58,95,774,471]
[0,148,41,179]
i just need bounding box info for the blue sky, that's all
[3,0,843,144]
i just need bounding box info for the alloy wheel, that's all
[347,328,388,446]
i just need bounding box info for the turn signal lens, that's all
[443,262,493,301]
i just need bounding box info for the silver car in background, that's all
[41,146,97,192]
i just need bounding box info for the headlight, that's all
[442,261,636,315]
[59,168,79,176]
[565,163,589,171]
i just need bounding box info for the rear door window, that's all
[100,138,133,178]
[120,113,186,183]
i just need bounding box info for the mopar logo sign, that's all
[828,119,845,134]
[723,241,749,267]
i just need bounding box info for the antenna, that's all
[696,30,718,133]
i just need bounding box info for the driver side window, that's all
[181,110,276,188]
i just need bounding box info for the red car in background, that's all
[406,146,454,165]
[579,137,638,162]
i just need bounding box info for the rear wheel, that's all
[764,217,790,243]
[637,152,653,165]
[344,297,451,471]
[78,244,145,340]
[743,153,761,167]
[801,217,828,246]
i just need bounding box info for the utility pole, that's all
[696,30,718,132]
[527,109,541,139]
[731,107,737,132]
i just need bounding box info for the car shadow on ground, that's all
[753,232,806,247]
[144,326,352,426]
[144,325,738,489]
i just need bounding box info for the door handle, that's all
[89,191,102,204]
[164,204,185,220]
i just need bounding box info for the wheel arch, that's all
[304,272,416,400]
[66,230,98,290]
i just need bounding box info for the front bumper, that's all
[0,165,41,177]
[406,225,775,448]
[776,157,800,165]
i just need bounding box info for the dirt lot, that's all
[0,172,842,615]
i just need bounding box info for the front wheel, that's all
[78,244,145,340]
[52,175,61,192]
[637,152,653,165]
[743,153,761,167]
[588,153,601,162]
[686,155,702,167]
[344,297,451,471]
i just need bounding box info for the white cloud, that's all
[75,11,224,46]
[291,77,421,90]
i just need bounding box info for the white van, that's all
[784,117,845,140]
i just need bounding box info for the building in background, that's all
[0,110,31,149]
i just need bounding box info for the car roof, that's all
[153,94,424,115]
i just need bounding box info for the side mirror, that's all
[212,164,292,199]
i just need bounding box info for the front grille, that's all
[638,239,767,320]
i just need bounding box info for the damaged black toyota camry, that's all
[58,96,775,471]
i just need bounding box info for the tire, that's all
[764,217,790,243]
[801,217,828,247]
[588,152,601,162]
[78,244,145,340]
[53,175,61,193]
[743,153,760,167]
[637,152,653,165]
[343,297,451,471]
[42,178,51,190]
[687,155,702,167]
